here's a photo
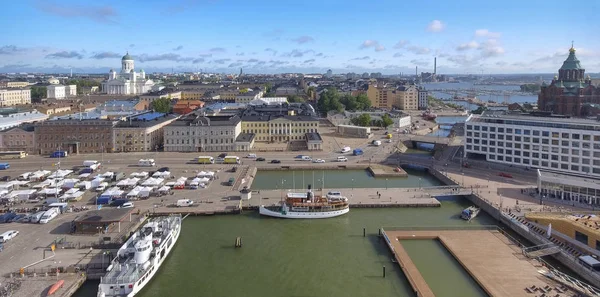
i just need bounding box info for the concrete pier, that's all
[382,228,578,297]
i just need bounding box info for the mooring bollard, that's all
[363,228,366,237]
[378,228,382,236]
[383,266,386,278]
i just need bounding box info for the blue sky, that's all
[0,0,598,74]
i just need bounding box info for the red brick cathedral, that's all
[538,45,600,116]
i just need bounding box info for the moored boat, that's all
[460,206,480,221]
[47,279,64,296]
[259,186,349,219]
[97,215,181,297]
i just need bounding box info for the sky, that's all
[0,0,599,75]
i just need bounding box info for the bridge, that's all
[406,135,451,145]
[406,186,475,197]
[522,243,561,258]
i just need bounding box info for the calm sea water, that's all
[74,199,497,297]
[421,82,538,104]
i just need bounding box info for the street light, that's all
[352,179,354,190]
[385,178,388,190]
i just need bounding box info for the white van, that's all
[96,182,108,192]
[341,147,351,153]
[39,207,60,224]
[29,211,46,223]
[301,156,312,161]
[138,159,156,167]
[246,153,257,158]
[0,230,19,243]
[176,199,194,207]
[337,156,348,162]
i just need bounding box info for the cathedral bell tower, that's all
[558,43,584,82]
[121,52,135,74]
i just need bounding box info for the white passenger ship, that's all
[259,186,349,219]
[98,215,182,297]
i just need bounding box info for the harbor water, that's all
[74,199,497,297]
[250,169,442,190]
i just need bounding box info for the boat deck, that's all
[383,229,572,297]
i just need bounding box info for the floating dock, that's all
[381,228,572,297]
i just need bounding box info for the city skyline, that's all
[0,0,598,74]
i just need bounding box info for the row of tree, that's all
[65,79,101,95]
[519,83,541,93]
[317,88,371,113]
[349,113,394,127]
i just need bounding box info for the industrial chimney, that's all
[434,57,437,75]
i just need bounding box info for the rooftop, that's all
[306,132,322,141]
[73,208,133,224]
[469,110,600,128]
[235,133,255,142]
[241,114,318,122]
[525,212,600,237]
[538,170,600,189]
[169,113,241,127]
[115,113,179,128]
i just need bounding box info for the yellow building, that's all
[525,212,600,251]
[218,88,238,101]
[0,89,31,106]
[366,84,418,110]
[241,115,319,142]
[0,81,29,88]
[181,90,205,100]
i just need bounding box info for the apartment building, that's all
[34,119,115,155]
[366,84,418,110]
[241,115,319,142]
[46,85,77,99]
[113,112,179,152]
[181,90,205,100]
[0,89,31,106]
[418,88,428,110]
[0,124,36,154]
[464,111,600,177]
[163,113,242,152]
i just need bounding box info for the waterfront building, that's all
[418,87,428,110]
[536,170,600,207]
[101,52,156,95]
[46,85,76,99]
[240,115,319,142]
[366,83,418,110]
[464,110,600,177]
[0,124,36,154]
[306,132,323,151]
[538,45,600,116]
[34,119,115,154]
[0,89,31,106]
[525,210,600,251]
[163,113,242,152]
[0,110,48,130]
[113,112,179,152]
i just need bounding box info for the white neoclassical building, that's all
[101,52,155,95]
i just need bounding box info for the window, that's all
[542,131,549,137]
[571,165,579,171]
[533,152,539,158]
[497,155,504,161]
[572,134,580,140]
[515,129,522,134]
[506,149,513,155]
[532,160,539,166]
[533,130,540,136]
[474,126,480,131]
[489,154,495,160]
[514,157,520,163]
[506,128,513,133]
[498,128,504,133]
[561,156,568,162]
[562,133,569,138]
[506,135,513,141]
[482,126,488,131]
[498,148,504,154]
[490,127,496,132]
[524,130,530,135]
[572,157,579,163]
[505,156,512,162]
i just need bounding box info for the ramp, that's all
[523,243,561,258]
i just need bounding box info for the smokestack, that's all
[434,57,437,75]
[416,66,418,77]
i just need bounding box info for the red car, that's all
[498,172,513,178]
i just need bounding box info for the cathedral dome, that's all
[122,52,133,61]
[560,46,582,70]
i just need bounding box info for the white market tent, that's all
[152,171,170,178]
[142,177,164,187]
[29,170,51,181]
[117,177,140,188]
[38,187,63,196]
[197,171,215,178]
[61,178,81,189]
[9,189,37,200]
[48,169,73,179]
[130,172,149,178]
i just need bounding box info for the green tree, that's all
[355,93,371,110]
[65,79,101,95]
[381,114,394,127]
[287,95,305,103]
[472,106,488,114]
[151,98,171,113]
[240,88,249,94]
[350,113,371,126]
[264,83,273,94]
[30,86,47,102]
[520,84,541,93]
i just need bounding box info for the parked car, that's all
[256,157,266,161]
[0,230,19,243]
[246,154,257,158]
[119,202,134,208]
[0,176,10,182]
[230,167,238,173]
[218,153,228,158]
[294,155,304,159]
[270,160,281,164]
[157,167,170,172]
[312,159,325,163]
[499,172,513,178]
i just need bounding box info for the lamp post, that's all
[462,173,465,186]
[385,178,388,190]
[352,179,355,190]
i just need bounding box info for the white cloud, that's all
[456,41,479,51]
[427,20,445,32]
[393,40,408,49]
[375,45,385,52]
[360,40,385,52]
[479,39,505,57]
[406,45,431,55]
[474,29,501,39]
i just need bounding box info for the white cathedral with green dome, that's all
[101,52,156,95]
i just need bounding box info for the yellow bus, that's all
[0,151,27,159]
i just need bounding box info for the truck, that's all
[176,199,194,207]
[0,163,9,170]
[353,149,363,156]
[39,207,60,224]
[197,156,214,164]
[138,159,155,167]
[223,156,240,164]
[50,151,68,158]
[96,196,113,205]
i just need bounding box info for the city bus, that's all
[0,151,27,159]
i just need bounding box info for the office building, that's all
[34,119,115,155]
[366,83,418,110]
[0,89,31,106]
[113,112,179,152]
[0,124,36,154]
[464,111,600,177]
[163,113,242,152]
[0,110,48,130]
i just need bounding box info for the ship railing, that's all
[100,272,140,284]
